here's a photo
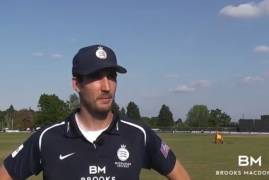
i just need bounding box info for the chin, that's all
[96,106,112,114]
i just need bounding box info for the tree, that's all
[186,105,209,127]
[35,94,70,126]
[111,101,120,116]
[141,116,157,127]
[157,104,174,127]
[5,105,15,129]
[126,101,141,120]
[14,109,34,130]
[0,110,5,130]
[175,118,183,128]
[119,107,126,118]
[209,108,231,127]
[150,117,159,127]
[220,112,231,127]
[68,93,80,111]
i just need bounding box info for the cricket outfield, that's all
[1,132,269,180]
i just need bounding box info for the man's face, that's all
[73,69,117,114]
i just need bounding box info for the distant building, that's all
[239,115,269,132]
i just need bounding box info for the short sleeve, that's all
[143,128,176,175]
[4,131,42,179]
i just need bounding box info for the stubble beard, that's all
[81,97,113,120]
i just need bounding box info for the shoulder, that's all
[38,121,66,136]
[118,117,154,146]
[118,117,151,133]
[37,121,66,151]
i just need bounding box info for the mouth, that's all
[98,95,112,99]
[99,97,112,100]
[97,96,113,104]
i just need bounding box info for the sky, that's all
[0,0,269,121]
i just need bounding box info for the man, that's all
[215,131,224,144]
[0,45,191,180]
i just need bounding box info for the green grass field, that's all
[1,132,269,180]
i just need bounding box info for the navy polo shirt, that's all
[4,111,176,180]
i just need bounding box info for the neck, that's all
[77,106,113,131]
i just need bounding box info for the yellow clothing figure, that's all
[215,131,223,144]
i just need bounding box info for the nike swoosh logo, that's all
[59,152,75,160]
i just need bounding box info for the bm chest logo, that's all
[238,155,262,167]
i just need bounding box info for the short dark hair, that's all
[74,74,84,84]
[74,68,118,84]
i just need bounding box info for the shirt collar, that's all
[64,109,120,138]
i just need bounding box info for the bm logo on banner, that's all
[238,155,262,167]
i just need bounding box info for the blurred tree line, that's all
[0,93,234,131]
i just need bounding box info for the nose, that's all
[100,76,110,91]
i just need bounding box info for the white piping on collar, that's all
[120,120,146,146]
[39,121,65,151]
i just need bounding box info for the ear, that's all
[72,77,80,93]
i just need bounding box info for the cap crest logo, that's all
[96,46,107,59]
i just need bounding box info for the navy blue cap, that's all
[72,45,127,76]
